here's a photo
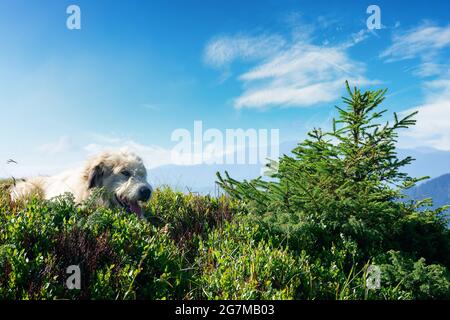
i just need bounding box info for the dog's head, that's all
[84,150,152,218]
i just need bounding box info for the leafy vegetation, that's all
[1,83,449,299]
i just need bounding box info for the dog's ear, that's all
[87,163,104,189]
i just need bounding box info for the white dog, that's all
[10,150,152,218]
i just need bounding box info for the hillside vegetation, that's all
[1,83,449,299]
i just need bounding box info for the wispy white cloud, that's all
[380,22,450,77]
[381,22,450,61]
[204,24,375,109]
[234,78,372,109]
[238,43,359,81]
[411,62,447,78]
[341,28,372,49]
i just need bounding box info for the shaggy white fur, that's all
[10,150,152,218]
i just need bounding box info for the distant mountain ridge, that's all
[406,173,450,210]
[405,173,450,227]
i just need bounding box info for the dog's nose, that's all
[138,186,151,201]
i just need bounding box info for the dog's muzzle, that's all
[138,185,152,202]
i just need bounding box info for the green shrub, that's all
[0,193,188,299]
[145,187,240,256]
[195,221,422,300]
[196,221,302,299]
[374,251,450,300]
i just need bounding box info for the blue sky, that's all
[1,0,450,184]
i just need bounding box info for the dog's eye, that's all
[121,170,131,178]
